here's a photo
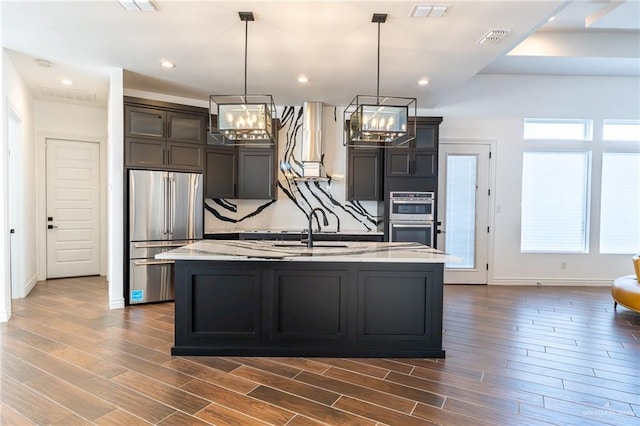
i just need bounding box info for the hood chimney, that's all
[301,101,324,178]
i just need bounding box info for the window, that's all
[521,151,591,253]
[600,153,640,254]
[603,120,640,142]
[524,118,592,141]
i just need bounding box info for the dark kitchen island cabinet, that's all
[158,240,450,358]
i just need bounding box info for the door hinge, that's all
[489,151,492,159]
[488,189,491,196]
[486,263,489,270]
[10,229,15,234]
[487,226,490,233]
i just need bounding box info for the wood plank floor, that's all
[1,276,638,425]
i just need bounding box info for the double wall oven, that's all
[388,191,435,247]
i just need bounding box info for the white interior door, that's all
[46,139,100,278]
[8,109,21,297]
[437,142,491,284]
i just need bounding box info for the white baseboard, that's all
[24,274,38,296]
[0,309,11,322]
[491,277,612,286]
[110,298,125,309]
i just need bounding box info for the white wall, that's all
[429,74,640,285]
[108,68,125,310]
[2,49,37,303]
[35,101,108,281]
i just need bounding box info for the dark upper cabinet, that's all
[348,148,382,201]
[126,106,166,139]
[168,112,206,144]
[387,150,436,177]
[238,149,275,200]
[414,125,437,149]
[385,117,441,178]
[167,141,203,170]
[205,148,237,199]
[124,98,207,171]
[125,138,165,168]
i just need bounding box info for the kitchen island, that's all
[157,240,455,358]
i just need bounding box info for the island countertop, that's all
[156,240,456,263]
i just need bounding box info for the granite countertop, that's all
[205,229,384,235]
[156,240,457,263]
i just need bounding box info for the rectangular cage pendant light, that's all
[209,94,276,145]
[344,13,416,148]
[345,95,416,145]
[208,12,276,146]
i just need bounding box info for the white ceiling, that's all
[2,1,639,109]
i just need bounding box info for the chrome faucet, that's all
[307,208,328,248]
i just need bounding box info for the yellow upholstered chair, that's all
[611,256,640,313]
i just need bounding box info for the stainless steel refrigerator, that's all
[128,170,203,304]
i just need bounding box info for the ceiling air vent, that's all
[40,86,96,104]
[477,29,511,45]
[410,5,448,18]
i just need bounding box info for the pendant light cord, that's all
[376,20,380,104]
[244,18,248,99]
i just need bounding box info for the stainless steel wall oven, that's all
[388,191,435,247]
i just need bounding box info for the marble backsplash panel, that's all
[205,105,382,232]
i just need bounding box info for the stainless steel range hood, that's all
[301,101,325,178]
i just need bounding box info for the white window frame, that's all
[524,118,593,141]
[603,119,640,142]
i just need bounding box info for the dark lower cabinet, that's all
[205,148,236,198]
[348,148,382,201]
[272,269,347,339]
[172,260,445,357]
[238,149,275,199]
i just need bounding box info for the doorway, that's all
[437,141,493,284]
[46,139,100,278]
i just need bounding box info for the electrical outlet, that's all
[561,262,567,270]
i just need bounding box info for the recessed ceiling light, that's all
[418,79,430,86]
[60,79,73,86]
[35,58,51,68]
[297,75,309,83]
[159,60,175,69]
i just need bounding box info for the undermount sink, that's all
[271,242,349,248]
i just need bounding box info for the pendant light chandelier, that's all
[344,13,416,147]
[209,12,276,146]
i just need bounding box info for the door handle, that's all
[47,224,58,229]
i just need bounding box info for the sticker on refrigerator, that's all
[131,290,143,302]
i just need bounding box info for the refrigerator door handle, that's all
[169,177,176,234]
[162,176,168,234]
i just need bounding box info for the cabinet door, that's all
[238,149,275,199]
[412,151,437,177]
[167,141,203,171]
[125,106,166,139]
[205,148,237,198]
[125,138,165,168]
[386,150,412,176]
[414,126,437,149]
[348,149,381,200]
[168,112,206,144]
